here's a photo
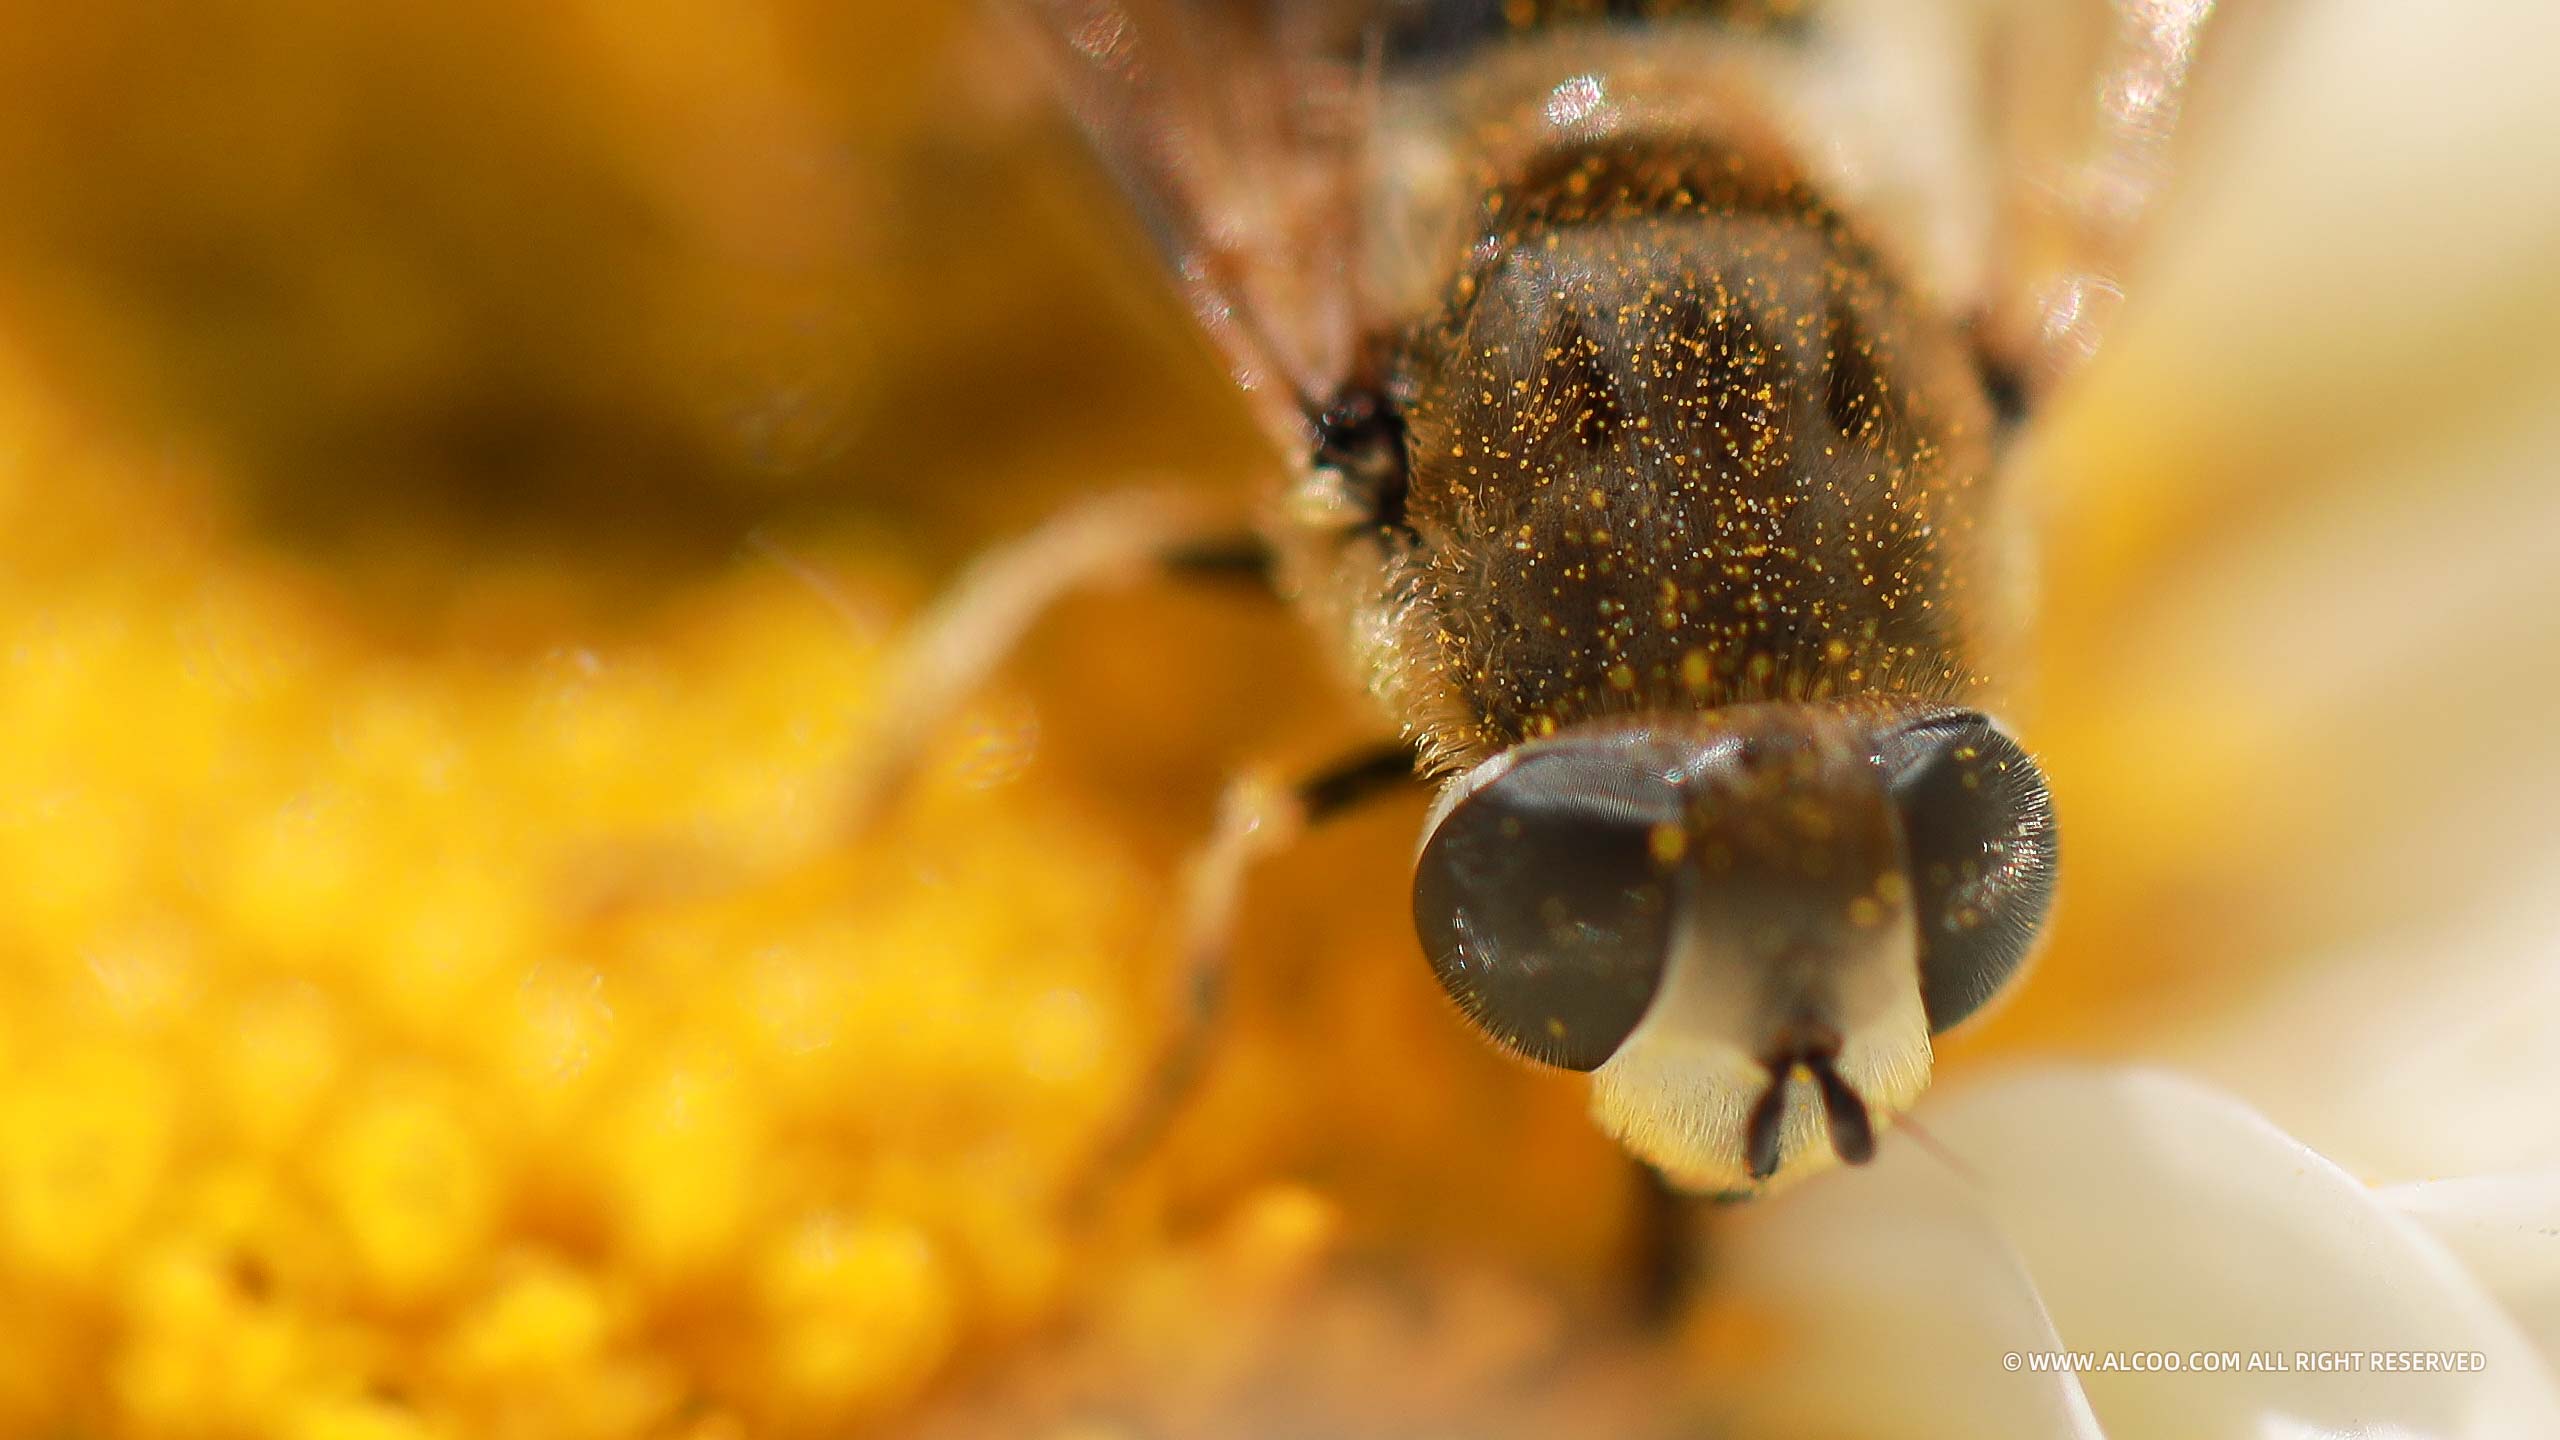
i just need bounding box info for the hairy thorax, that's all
[1317,33,2008,774]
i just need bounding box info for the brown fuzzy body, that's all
[1274,28,2012,775]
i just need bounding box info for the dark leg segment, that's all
[1627,1157,1708,1325]
[1159,532,1281,590]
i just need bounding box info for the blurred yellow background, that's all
[0,2,2555,1437]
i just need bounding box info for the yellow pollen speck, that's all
[1606,663,1636,691]
[1680,649,1712,693]
[1648,822,1688,867]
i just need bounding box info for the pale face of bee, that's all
[1010,0,2200,1195]
[1414,704,2053,1194]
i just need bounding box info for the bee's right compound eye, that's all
[1411,746,1686,1071]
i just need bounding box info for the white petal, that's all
[1705,1139,2105,1440]
[1717,1067,2560,1440]
[2165,833,2560,1183]
[2385,1172,2560,1365]
[2087,0,2560,471]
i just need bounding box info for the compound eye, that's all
[1412,745,1686,1070]
[1874,711,2060,1033]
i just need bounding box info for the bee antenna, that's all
[1751,1040,1884,1179]
[1807,1053,1876,1166]
[1744,1069,1790,1181]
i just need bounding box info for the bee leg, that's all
[1060,741,1420,1219]
[1626,1158,1711,1326]
[816,489,1276,832]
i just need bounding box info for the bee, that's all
[864,0,2224,1198]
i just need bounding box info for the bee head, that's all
[1411,702,2057,1194]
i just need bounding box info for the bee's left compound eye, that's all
[1873,710,2060,1034]
[1412,744,1687,1070]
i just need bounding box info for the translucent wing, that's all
[1003,0,2269,428]
[1979,0,2278,398]
[999,0,1377,451]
